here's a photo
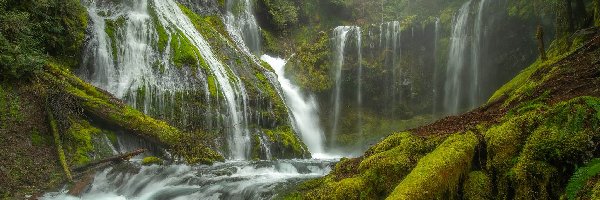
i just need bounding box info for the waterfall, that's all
[330,26,360,146]
[225,0,261,55]
[380,21,401,115]
[262,55,325,156]
[152,0,251,160]
[356,29,363,142]
[82,0,254,160]
[443,0,472,115]
[471,0,489,107]
[432,18,440,115]
[81,0,205,124]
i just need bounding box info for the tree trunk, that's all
[566,0,575,32]
[536,25,547,60]
[72,148,147,172]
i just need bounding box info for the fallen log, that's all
[72,148,147,173]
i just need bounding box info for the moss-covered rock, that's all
[463,171,492,200]
[386,132,479,200]
[141,156,163,166]
[262,126,309,159]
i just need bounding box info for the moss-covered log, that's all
[41,63,223,164]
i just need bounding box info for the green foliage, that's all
[463,171,492,200]
[387,132,479,199]
[0,0,87,79]
[260,0,299,29]
[566,158,600,200]
[286,31,332,92]
[141,156,163,166]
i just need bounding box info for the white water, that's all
[432,18,441,115]
[225,0,261,55]
[261,55,325,156]
[381,21,402,107]
[42,160,335,200]
[471,0,489,108]
[444,0,472,115]
[330,26,361,146]
[153,0,252,160]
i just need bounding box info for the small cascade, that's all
[330,26,361,146]
[262,55,325,156]
[443,0,472,115]
[432,18,440,115]
[356,29,363,142]
[225,0,261,55]
[379,21,402,115]
[42,160,336,200]
[471,0,489,107]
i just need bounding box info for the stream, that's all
[42,159,337,200]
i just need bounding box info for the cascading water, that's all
[225,0,261,55]
[330,26,361,146]
[381,21,402,109]
[432,18,440,115]
[42,160,335,200]
[152,0,252,160]
[356,29,363,142]
[443,0,493,115]
[471,0,489,107]
[443,0,472,115]
[261,55,326,157]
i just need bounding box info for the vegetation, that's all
[0,0,87,79]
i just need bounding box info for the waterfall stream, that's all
[444,0,472,115]
[261,55,326,157]
[330,26,361,146]
[225,0,261,55]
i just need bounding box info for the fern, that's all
[566,158,600,200]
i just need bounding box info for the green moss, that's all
[286,31,332,92]
[170,30,202,70]
[64,120,101,166]
[104,16,127,63]
[47,108,72,182]
[263,126,307,158]
[463,171,492,200]
[387,132,479,199]
[488,34,591,104]
[177,3,231,43]
[141,156,163,166]
[566,158,600,200]
[148,3,169,53]
[30,129,49,146]
[207,75,218,97]
[358,132,432,197]
[42,63,223,164]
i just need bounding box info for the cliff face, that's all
[285,28,600,200]
[253,0,562,151]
